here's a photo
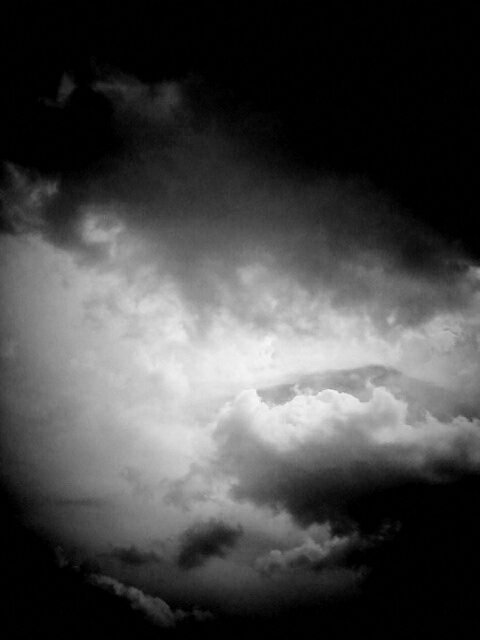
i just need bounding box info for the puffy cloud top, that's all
[215,387,480,529]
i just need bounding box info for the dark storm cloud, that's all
[105,545,163,567]
[213,386,480,533]
[2,72,477,331]
[0,6,477,636]
[177,519,243,570]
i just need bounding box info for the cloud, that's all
[89,573,212,627]
[2,72,478,333]
[255,535,358,576]
[120,466,158,500]
[105,545,163,567]
[254,522,396,577]
[258,365,480,423]
[89,573,176,627]
[214,386,480,531]
[1,69,480,617]
[177,519,243,569]
[163,463,216,511]
[1,209,479,612]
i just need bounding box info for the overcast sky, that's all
[0,4,477,639]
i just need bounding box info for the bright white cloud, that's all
[214,386,480,527]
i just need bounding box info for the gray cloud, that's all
[105,545,163,567]
[119,466,158,500]
[2,73,477,333]
[177,518,243,569]
[259,365,480,423]
[255,535,359,576]
[89,573,175,627]
[2,69,480,620]
[163,463,214,511]
[89,573,212,627]
[213,385,480,532]
[52,496,110,509]
[255,524,396,576]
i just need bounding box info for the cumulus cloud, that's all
[177,519,243,569]
[258,365,480,423]
[214,386,480,530]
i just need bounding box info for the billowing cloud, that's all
[177,519,243,569]
[258,364,480,424]
[214,386,480,530]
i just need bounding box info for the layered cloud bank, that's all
[1,74,480,617]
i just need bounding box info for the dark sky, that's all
[1,2,476,250]
[1,3,478,640]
